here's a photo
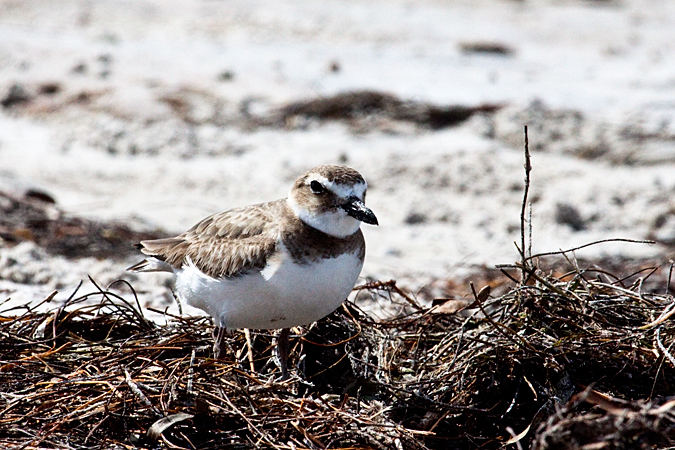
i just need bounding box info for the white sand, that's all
[1,0,674,315]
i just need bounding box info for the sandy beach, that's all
[1,0,674,316]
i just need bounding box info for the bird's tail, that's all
[127,257,174,273]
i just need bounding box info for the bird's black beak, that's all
[341,197,378,226]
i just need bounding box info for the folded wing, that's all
[130,201,281,279]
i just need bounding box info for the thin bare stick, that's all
[125,369,162,417]
[187,349,196,395]
[520,124,532,284]
[244,328,256,373]
[528,202,533,264]
[655,327,675,368]
[524,238,655,262]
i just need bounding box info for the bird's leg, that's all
[277,328,291,380]
[212,326,231,359]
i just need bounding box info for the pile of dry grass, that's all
[1,257,675,449]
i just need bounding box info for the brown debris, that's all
[1,256,675,449]
[279,90,503,130]
[0,190,165,259]
[459,41,516,56]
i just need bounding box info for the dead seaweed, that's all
[1,261,674,449]
[278,91,502,130]
[0,190,165,259]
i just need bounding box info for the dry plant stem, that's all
[469,282,540,355]
[520,124,532,284]
[524,238,655,262]
[108,278,146,322]
[655,326,675,368]
[244,328,256,373]
[2,273,675,449]
[125,369,162,417]
[521,264,585,303]
[353,279,423,311]
[612,266,658,288]
[528,203,533,264]
[187,349,196,395]
[89,275,153,330]
[641,301,675,330]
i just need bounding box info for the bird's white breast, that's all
[174,245,364,330]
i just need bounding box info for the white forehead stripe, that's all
[310,175,367,199]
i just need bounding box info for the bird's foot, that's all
[212,326,232,360]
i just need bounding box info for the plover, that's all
[128,165,378,378]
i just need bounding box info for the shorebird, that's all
[128,165,378,378]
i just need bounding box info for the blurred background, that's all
[1,0,674,312]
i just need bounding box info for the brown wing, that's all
[137,200,282,278]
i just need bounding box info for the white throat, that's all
[287,198,361,238]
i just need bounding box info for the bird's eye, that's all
[310,180,325,194]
